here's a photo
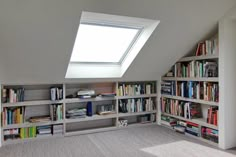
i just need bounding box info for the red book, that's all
[213,112,217,126]
[186,121,198,127]
[208,107,213,124]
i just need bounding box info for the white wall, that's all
[0,0,235,84]
[219,11,236,149]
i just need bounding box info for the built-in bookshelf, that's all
[160,37,219,146]
[1,81,158,145]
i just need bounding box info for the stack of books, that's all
[174,121,187,133]
[66,108,87,119]
[161,115,177,128]
[52,125,63,135]
[37,126,52,137]
[97,104,116,115]
[29,115,51,123]
[185,122,199,137]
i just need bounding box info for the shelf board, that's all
[116,94,157,99]
[2,120,64,129]
[65,96,115,103]
[65,114,117,123]
[177,54,219,62]
[118,110,157,117]
[2,100,63,107]
[162,77,218,82]
[161,94,218,106]
[162,112,218,130]
[65,126,117,136]
[3,134,63,145]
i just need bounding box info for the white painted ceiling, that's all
[0,0,235,84]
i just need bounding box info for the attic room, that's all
[1,0,236,156]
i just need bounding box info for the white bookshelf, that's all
[177,54,218,62]
[162,77,218,82]
[65,114,117,123]
[161,51,219,146]
[118,110,157,118]
[1,81,158,145]
[2,100,64,107]
[162,113,218,130]
[161,94,219,106]
[116,94,157,99]
[64,97,116,103]
[2,120,64,130]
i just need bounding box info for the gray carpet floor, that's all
[1,125,236,157]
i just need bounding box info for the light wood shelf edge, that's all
[161,94,218,106]
[162,77,218,82]
[162,112,218,130]
[177,54,219,62]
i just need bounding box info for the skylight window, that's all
[70,23,141,63]
[66,12,159,78]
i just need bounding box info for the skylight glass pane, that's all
[70,24,140,63]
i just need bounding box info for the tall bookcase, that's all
[0,81,157,146]
[160,38,219,146]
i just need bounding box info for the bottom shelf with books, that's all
[161,114,218,146]
[3,124,64,144]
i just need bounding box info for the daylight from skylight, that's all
[66,12,159,78]
[70,24,140,63]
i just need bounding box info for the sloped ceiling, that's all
[0,0,235,84]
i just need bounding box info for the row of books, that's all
[169,61,218,78]
[176,81,219,102]
[118,98,155,113]
[3,127,36,141]
[2,104,63,126]
[195,38,218,56]
[2,107,25,126]
[50,87,63,101]
[117,82,155,96]
[161,115,219,143]
[207,107,218,126]
[3,124,63,141]
[37,125,52,138]
[162,81,219,102]
[2,88,25,103]
[161,98,202,119]
[50,104,63,121]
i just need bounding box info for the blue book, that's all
[188,81,192,98]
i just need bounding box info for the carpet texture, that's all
[0,125,236,157]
